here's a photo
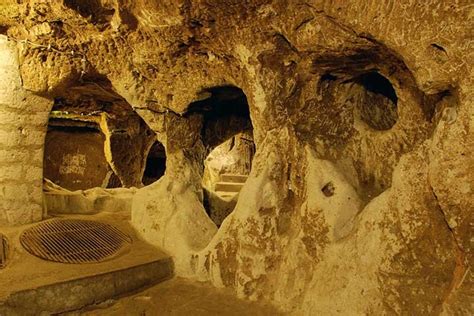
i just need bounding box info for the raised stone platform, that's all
[0,212,173,315]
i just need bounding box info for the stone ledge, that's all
[0,257,174,315]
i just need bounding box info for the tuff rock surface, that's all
[0,1,472,314]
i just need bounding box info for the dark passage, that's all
[353,72,398,130]
[142,141,166,186]
[354,72,398,105]
[187,86,252,151]
[188,85,255,226]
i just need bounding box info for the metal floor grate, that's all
[20,219,132,264]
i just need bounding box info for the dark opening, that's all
[189,86,255,227]
[352,72,398,130]
[142,141,166,186]
[64,0,115,25]
[354,72,398,105]
[321,73,338,82]
[188,86,252,150]
[430,43,447,53]
[321,182,335,197]
[0,234,7,269]
[0,25,8,35]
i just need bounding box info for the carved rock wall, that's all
[0,1,472,314]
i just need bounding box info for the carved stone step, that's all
[214,182,245,192]
[215,191,239,200]
[219,174,248,183]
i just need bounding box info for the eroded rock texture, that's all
[0,1,472,314]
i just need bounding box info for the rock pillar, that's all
[0,36,52,225]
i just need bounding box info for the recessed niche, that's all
[44,123,110,191]
[321,182,335,197]
[44,83,157,190]
[0,234,7,269]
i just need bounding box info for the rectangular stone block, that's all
[25,130,47,146]
[23,165,43,180]
[0,129,23,147]
[0,165,23,181]
[0,111,49,127]
[0,149,29,163]
[5,205,41,226]
[0,183,29,201]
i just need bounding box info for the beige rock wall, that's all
[0,36,52,225]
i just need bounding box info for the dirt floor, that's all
[74,278,283,316]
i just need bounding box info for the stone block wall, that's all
[0,36,52,225]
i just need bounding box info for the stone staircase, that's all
[214,174,248,199]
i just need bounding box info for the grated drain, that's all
[20,219,132,264]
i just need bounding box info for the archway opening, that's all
[189,86,255,226]
[43,80,158,192]
[142,141,166,186]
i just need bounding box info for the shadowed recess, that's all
[354,72,398,105]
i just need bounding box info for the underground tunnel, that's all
[188,86,255,226]
[0,2,471,315]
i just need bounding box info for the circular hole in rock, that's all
[322,182,335,197]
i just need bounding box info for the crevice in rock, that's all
[294,17,315,31]
[320,73,338,82]
[430,187,464,251]
[430,186,468,304]
[430,43,447,54]
[134,104,182,117]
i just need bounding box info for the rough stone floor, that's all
[72,278,282,316]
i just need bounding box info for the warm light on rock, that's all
[0,1,471,315]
